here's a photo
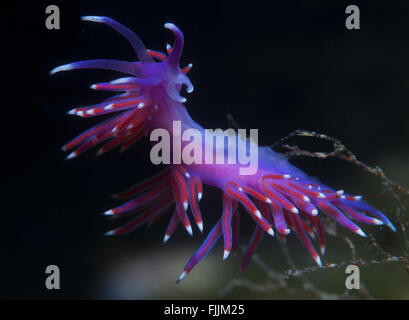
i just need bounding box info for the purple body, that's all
[51,16,395,282]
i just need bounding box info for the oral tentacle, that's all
[81,16,153,63]
[175,73,194,93]
[50,59,140,75]
[165,82,186,103]
[164,23,184,68]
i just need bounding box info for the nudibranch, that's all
[51,16,395,282]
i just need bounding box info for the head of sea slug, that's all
[141,22,194,104]
[97,20,194,104]
[50,17,193,105]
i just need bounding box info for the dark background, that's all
[3,0,409,299]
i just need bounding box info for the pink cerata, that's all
[51,16,395,282]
